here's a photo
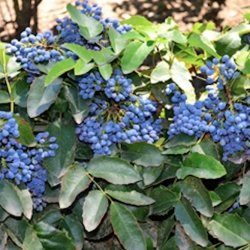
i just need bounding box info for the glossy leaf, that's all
[45,58,75,86]
[27,76,62,118]
[170,58,195,103]
[67,4,103,40]
[44,119,76,186]
[108,27,128,54]
[23,226,43,250]
[14,116,36,147]
[121,142,165,167]
[106,190,155,206]
[0,180,23,217]
[121,41,155,74]
[177,152,226,179]
[207,213,250,248]
[88,156,141,184]
[151,61,171,84]
[59,164,91,209]
[111,202,146,250]
[64,85,89,124]
[35,222,75,250]
[240,171,250,205]
[82,190,109,232]
[175,198,208,247]
[63,43,92,62]
[148,186,180,215]
[180,176,213,217]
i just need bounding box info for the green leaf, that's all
[88,156,141,184]
[23,226,43,250]
[110,202,146,250]
[207,213,250,248]
[63,215,84,250]
[180,176,213,217]
[14,116,36,147]
[150,61,171,84]
[170,58,195,103]
[74,59,95,75]
[67,4,103,40]
[215,32,241,56]
[59,163,91,209]
[121,41,155,74]
[176,223,203,250]
[45,58,75,86]
[63,43,92,62]
[215,182,240,212]
[108,27,128,55]
[191,139,219,160]
[165,134,196,148]
[15,188,33,220]
[189,33,218,57]
[0,90,10,104]
[175,198,208,247]
[106,190,155,206]
[148,186,180,215]
[122,15,153,27]
[27,76,62,118]
[0,180,23,217]
[240,171,250,205]
[177,152,226,179]
[157,216,175,249]
[165,30,187,44]
[11,78,29,107]
[121,142,166,167]
[64,85,89,124]
[82,190,109,232]
[44,119,76,186]
[35,222,75,250]
[142,165,164,186]
[98,63,113,80]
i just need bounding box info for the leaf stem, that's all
[86,172,113,203]
[5,74,14,113]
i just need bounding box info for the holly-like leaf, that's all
[170,58,195,103]
[177,153,226,179]
[121,41,155,74]
[240,171,250,205]
[82,190,109,232]
[106,190,155,206]
[27,76,62,118]
[180,176,213,217]
[59,163,91,209]
[44,119,76,186]
[88,156,141,184]
[151,61,171,84]
[111,202,146,250]
[207,213,250,248]
[67,4,103,40]
[175,198,208,247]
[45,58,75,86]
[121,142,165,167]
[148,186,180,215]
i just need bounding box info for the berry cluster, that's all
[200,55,239,87]
[0,112,58,211]
[56,0,131,49]
[8,1,131,82]
[76,97,162,155]
[7,28,63,82]
[76,69,162,155]
[166,56,250,161]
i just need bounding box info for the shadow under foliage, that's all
[112,0,226,28]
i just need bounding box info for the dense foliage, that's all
[0,0,249,249]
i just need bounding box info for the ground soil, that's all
[0,0,249,41]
